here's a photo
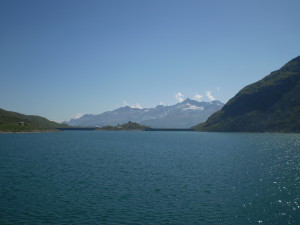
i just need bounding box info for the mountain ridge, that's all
[194,56,300,132]
[67,99,224,128]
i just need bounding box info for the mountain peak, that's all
[181,98,195,104]
[115,106,139,112]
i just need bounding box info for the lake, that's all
[1,131,300,224]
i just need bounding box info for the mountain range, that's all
[3,56,300,133]
[67,99,224,128]
[194,56,300,132]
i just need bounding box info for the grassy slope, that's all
[0,108,68,132]
[194,56,300,132]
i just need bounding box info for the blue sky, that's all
[1,0,300,122]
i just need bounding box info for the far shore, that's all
[0,129,62,134]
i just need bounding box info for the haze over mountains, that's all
[67,99,224,128]
[195,56,300,132]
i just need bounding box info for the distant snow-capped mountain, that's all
[67,98,224,128]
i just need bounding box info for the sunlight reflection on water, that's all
[0,132,300,224]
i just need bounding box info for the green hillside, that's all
[194,56,300,132]
[0,108,68,132]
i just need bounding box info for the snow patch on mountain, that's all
[182,103,204,111]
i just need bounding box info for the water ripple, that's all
[0,132,300,224]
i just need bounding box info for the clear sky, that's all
[1,0,300,122]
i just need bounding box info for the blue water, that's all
[1,131,300,224]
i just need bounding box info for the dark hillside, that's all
[194,56,300,132]
[0,108,68,132]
